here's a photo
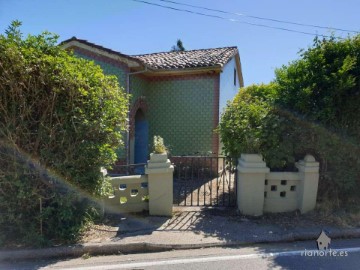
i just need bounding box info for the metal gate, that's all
[172,156,237,207]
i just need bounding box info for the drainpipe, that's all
[126,66,148,165]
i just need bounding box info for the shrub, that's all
[153,135,167,154]
[0,21,129,246]
[219,83,277,157]
[219,35,360,200]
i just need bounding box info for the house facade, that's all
[61,37,244,165]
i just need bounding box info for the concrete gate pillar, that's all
[145,153,174,216]
[237,154,269,216]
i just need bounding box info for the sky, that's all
[0,0,359,86]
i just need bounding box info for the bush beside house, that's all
[219,35,360,204]
[0,22,129,246]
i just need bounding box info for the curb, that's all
[1,228,360,262]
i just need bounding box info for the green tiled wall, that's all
[145,77,216,156]
[130,76,148,105]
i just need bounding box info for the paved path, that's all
[1,208,360,261]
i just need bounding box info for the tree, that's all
[0,21,129,246]
[171,39,185,51]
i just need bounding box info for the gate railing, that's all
[107,163,147,176]
[171,156,237,207]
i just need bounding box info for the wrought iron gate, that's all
[172,156,237,207]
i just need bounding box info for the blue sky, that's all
[1,0,359,85]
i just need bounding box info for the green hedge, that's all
[219,35,360,200]
[0,21,129,246]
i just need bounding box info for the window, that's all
[234,68,237,86]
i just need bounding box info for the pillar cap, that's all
[238,154,270,173]
[240,154,264,163]
[304,154,316,162]
[295,155,319,172]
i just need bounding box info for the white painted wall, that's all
[219,57,240,154]
[219,57,239,119]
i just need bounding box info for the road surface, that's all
[2,238,360,270]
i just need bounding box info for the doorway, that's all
[134,109,149,168]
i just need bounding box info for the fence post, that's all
[237,154,269,216]
[145,153,174,216]
[296,155,320,213]
[99,167,108,217]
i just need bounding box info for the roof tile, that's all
[61,37,238,70]
[132,47,238,70]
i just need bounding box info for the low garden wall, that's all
[103,153,174,216]
[237,154,319,216]
[104,175,149,213]
[104,153,319,217]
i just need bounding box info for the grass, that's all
[314,196,360,228]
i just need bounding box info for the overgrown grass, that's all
[315,196,360,228]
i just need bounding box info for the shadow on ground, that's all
[111,207,347,245]
[2,209,358,270]
[112,209,359,269]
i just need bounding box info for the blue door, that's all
[134,110,148,173]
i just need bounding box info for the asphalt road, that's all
[2,238,360,270]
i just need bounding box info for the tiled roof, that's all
[132,47,238,70]
[60,37,143,64]
[61,37,238,70]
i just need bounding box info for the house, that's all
[317,230,331,250]
[61,37,244,165]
